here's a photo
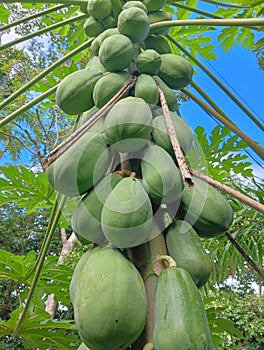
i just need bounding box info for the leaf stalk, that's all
[182,88,264,159]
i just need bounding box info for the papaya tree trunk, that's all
[128,218,168,348]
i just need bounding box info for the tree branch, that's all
[189,167,264,215]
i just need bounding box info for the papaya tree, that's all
[0,0,263,349]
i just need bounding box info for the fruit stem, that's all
[156,255,177,269]
[142,343,154,350]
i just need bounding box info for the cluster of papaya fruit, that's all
[45,0,234,349]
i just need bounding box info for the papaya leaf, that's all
[0,165,54,212]
[0,306,79,349]
[0,249,73,305]
[218,27,239,52]
[212,318,244,338]
[0,249,36,283]
[0,4,9,23]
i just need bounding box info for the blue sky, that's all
[180,39,264,177]
[182,43,263,145]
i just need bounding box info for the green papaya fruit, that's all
[166,220,213,287]
[153,266,213,350]
[148,11,172,35]
[151,105,163,118]
[153,75,178,111]
[118,7,150,43]
[101,177,153,248]
[91,28,119,55]
[152,112,194,156]
[55,69,102,115]
[143,34,172,54]
[87,0,112,20]
[93,71,132,108]
[179,178,234,238]
[123,1,148,13]
[134,74,159,105]
[79,2,89,14]
[158,53,193,90]
[99,33,134,72]
[71,173,122,244]
[46,132,113,197]
[143,0,167,12]
[74,231,92,245]
[136,49,161,75]
[111,0,124,19]
[141,144,183,204]
[103,14,116,28]
[70,246,147,350]
[86,55,106,72]
[83,16,104,37]
[77,106,106,134]
[104,96,153,152]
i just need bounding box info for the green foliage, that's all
[0,165,54,212]
[188,125,253,181]
[0,306,79,349]
[205,287,264,350]
[0,4,9,23]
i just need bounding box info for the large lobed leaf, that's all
[0,306,79,349]
[0,165,54,212]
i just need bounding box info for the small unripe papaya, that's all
[153,76,178,111]
[71,173,122,244]
[166,220,213,287]
[118,7,150,43]
[123,1,148,13]
[141,144,183,204]
[86,55,106,72]
[46,132,113,197]
[152,112,194,156]
[99,34,134,71]
[158,53,193,90]
[136,49,161,75]
[101,177,153,248]
[179,178,234,238]
[91,28,119,55]
[148,11,172,35]
[87,0,112,20]
[143,0,167,12]
[134,74,159,105]
[83,16,104,37]
[143,34,172,54]
[93,71,132,108]
[55,69,102,115]
[104,96,153,152]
